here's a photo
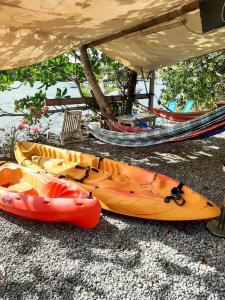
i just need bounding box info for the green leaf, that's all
[62,88,68,97]
[56,88,62,98]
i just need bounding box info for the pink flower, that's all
[32,127,40,134]
[20,119,28,125]
[41,106,49,115]
[18,123,27,130]
[18,119,28,130]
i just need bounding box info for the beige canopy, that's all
[0,0,224,71]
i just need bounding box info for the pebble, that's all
[0,137,225,299]
[0,265,5,279]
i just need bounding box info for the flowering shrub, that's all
[2,127,18,160]
[14,90,49,125]
[9,89,51,156]
[2,120,50,161]
[32,127,40,134]
[17,119,50,142]
[18,119,28,130]
[2,87,69,160]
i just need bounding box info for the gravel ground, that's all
[1,135,225,299]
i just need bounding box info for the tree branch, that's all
[72,50,81,62]
[11,83,23,90]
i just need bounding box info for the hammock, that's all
[111,119,224,137]
[88,106,225,147]
[148,108,208,122]
[176,118,225,141]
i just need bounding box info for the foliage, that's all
[2,127,18,160]
[0,53,89,90]
[93,50,130,96]
[159,50,225,110]
[0,49,126,95]
[2,120,49,160]
[55,87,71,99]
[14,90,49,125]
[0,49,134,123]
[0,49,132,112]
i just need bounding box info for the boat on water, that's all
[15,142,221,221]
[0,161,101,228]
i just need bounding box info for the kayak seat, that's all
[31,155,111,185]
[0,167,23,187]
[9,182,39,196]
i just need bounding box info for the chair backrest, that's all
[183,99,194,113]
[61,110,82,135]
[167,100,177,112]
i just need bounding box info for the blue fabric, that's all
[199,127,225,139]
[167,100,177,112]
[127,113,152,129]
[183,99,194,113]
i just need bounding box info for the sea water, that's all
[0,80,163,136]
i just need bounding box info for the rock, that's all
[0,265,5,279]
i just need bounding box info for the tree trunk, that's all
[79,45,114,121]
[74,79,84,97]
[126,70,137,114]
[72,50,84,98]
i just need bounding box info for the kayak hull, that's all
[0,162,101,228]
[15,142,220,221]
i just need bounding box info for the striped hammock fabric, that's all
[88,106,225,147]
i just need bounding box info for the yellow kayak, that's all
[15,141,220,221]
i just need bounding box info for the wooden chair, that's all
[59,110,83,145]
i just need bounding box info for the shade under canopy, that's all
[0,0,224,71]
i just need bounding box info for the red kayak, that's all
[0,162,101,228]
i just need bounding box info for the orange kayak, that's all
[14,142,220,221]
[0,161,101,228]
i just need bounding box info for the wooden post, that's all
[126,70,137,114]
[148,70,155,108]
